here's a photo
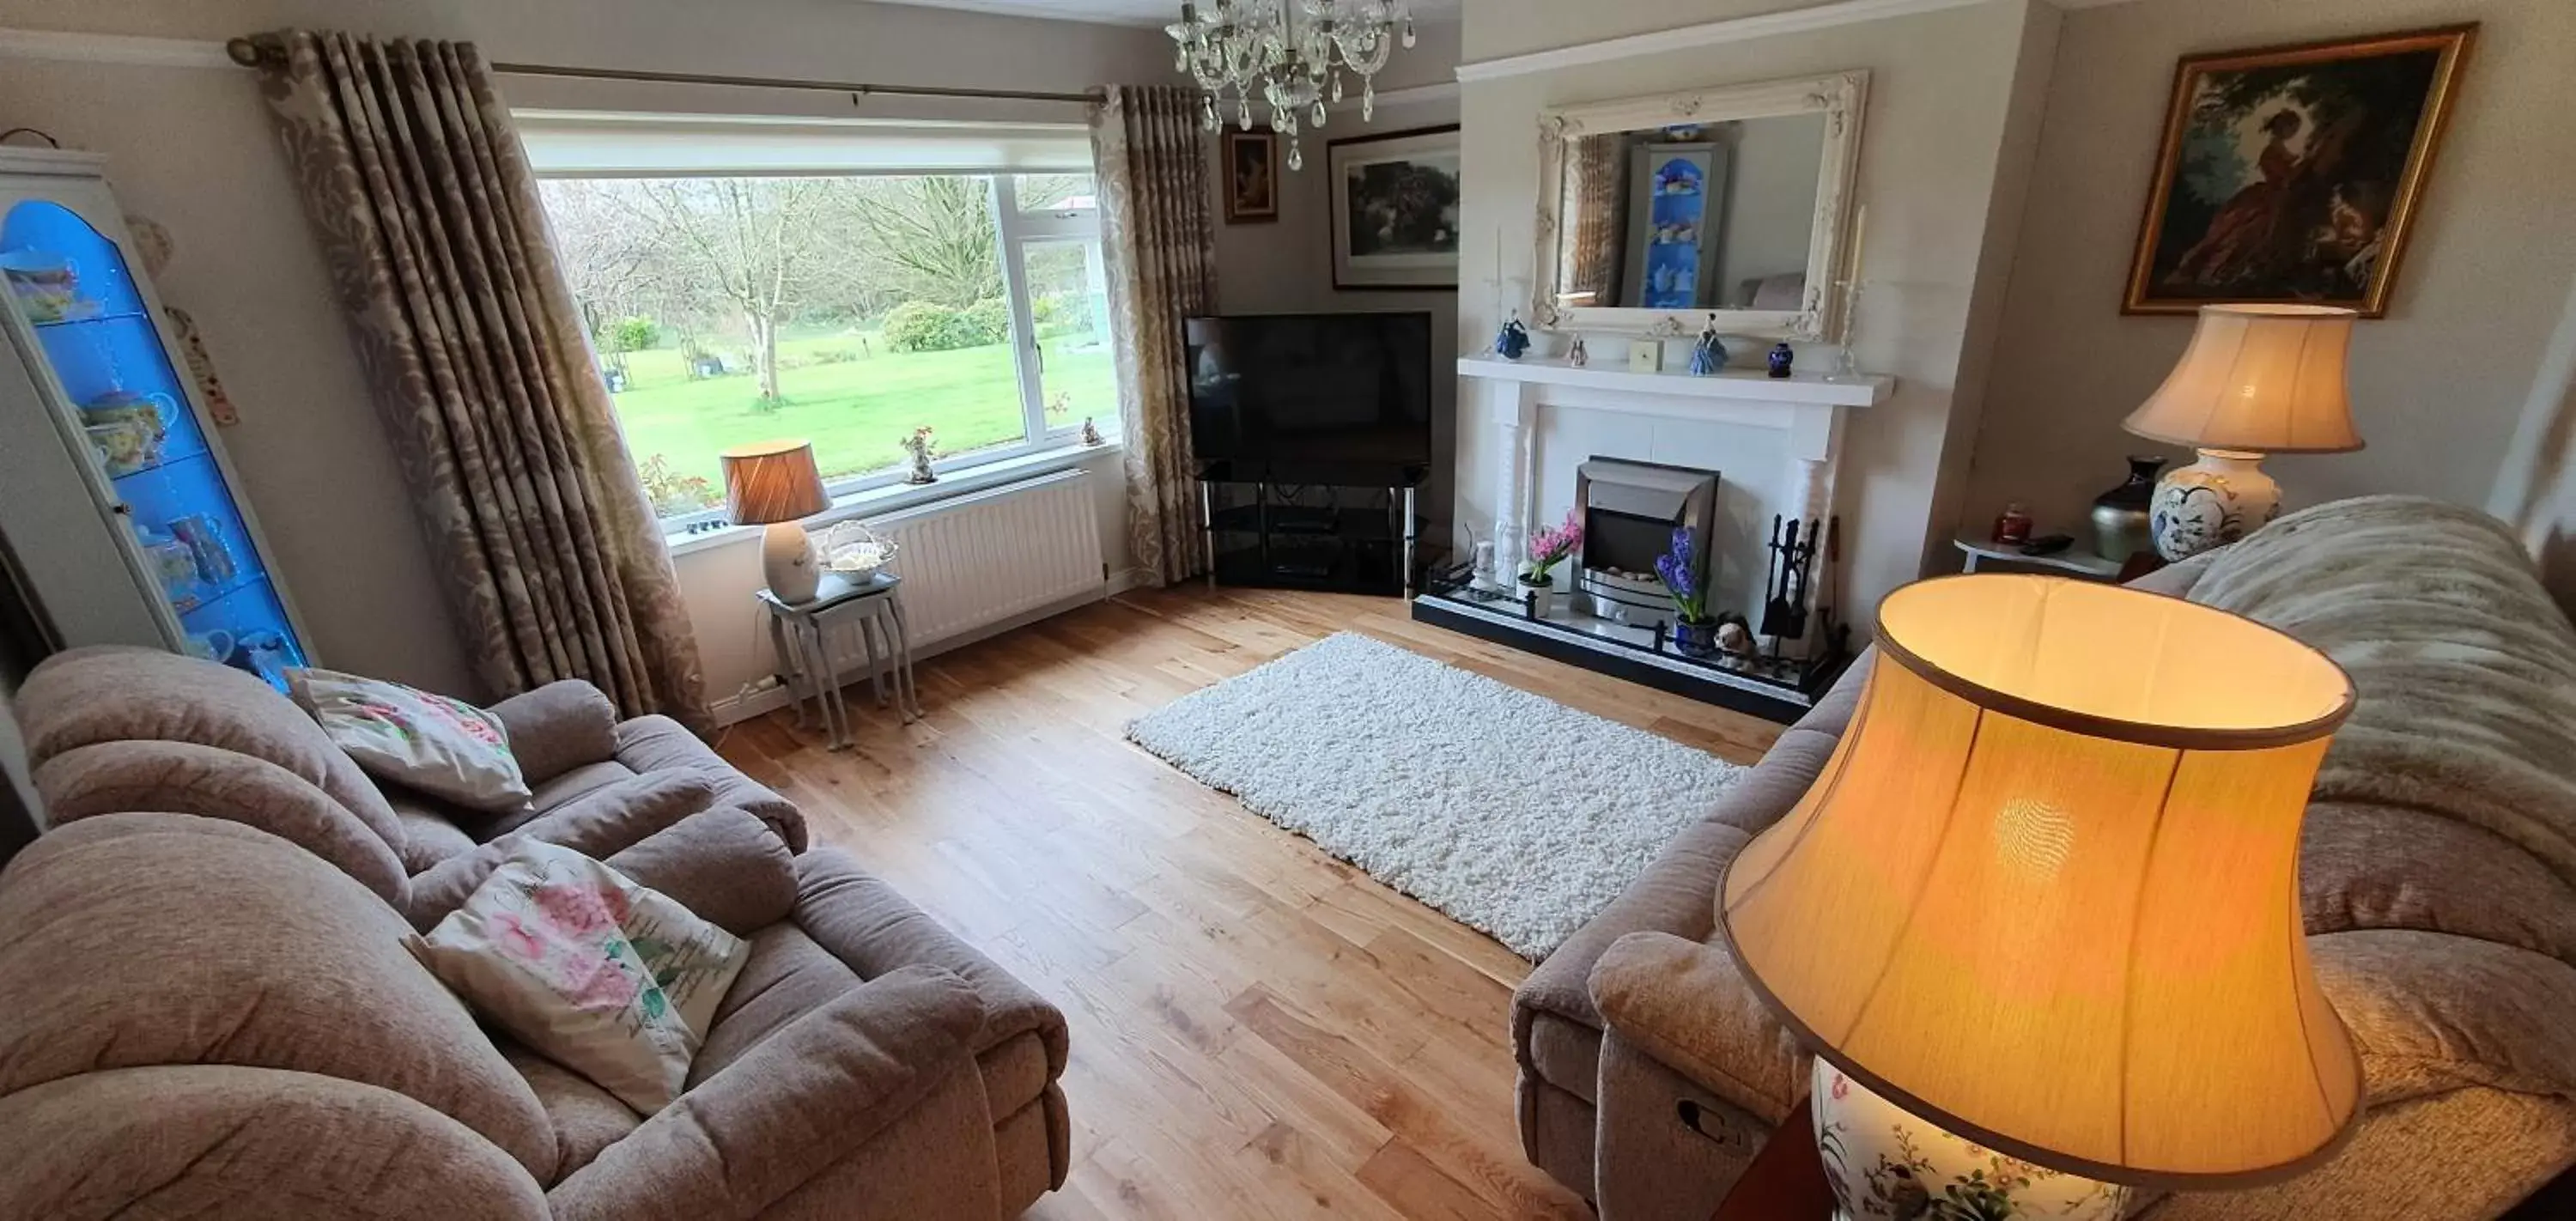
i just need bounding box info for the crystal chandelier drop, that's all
[1166,1,1417,171]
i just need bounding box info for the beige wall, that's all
[1206,21,1462,548]
[0,0,1174,697]
[1454,0,2061,621]
[1958,0,2576,546]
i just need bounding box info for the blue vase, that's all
[1767,342,1795,379]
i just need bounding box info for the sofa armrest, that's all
[607,805,799,936]
[546,964,987,1221]
[405,773,723,931]
[489,681,621,785]
[613,714,808,853]
[1589,931,1809,1123]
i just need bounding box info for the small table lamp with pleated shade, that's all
[1719,574,2359,1220]
[723,440,831,604]
[2124,303,2363,561]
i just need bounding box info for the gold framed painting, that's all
[1222,130,1279,224]
[2123,25,2475,317]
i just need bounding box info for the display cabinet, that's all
[0,148,310,687]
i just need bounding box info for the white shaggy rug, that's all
[1125,633,1748,959]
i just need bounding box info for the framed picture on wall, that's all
[1327,125,1461,289]
[2123,25,2476,317]
[1222,130,1279,224]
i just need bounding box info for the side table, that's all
[1952,532,2123,580]
[757,570,923,750]
[1710,1095,1834,1220]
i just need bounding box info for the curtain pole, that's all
[224,35,1105,106]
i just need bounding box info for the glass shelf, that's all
[33,308,148,330]
[106,435,213,483]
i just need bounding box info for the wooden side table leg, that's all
[888,592,923,720]
[804,619,853,751]
[769,611,811,729]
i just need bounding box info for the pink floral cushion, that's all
[289,667,532,811]
[408,840,750,1113]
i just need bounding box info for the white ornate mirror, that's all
[1534,70,1868,341]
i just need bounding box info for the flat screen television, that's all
[1184,312,1432,472]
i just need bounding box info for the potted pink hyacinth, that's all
[1517,509,1582,617]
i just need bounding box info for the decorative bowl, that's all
[819,520,899,580]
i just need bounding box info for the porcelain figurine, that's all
[1567,334,1589,368]
[1493,313,1532,361]
[1079,416,1104,446]
[1767,342,1795,379]
[1687,315,1727,376]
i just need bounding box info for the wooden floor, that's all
[714,584,1783,1220]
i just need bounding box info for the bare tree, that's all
[617,178,842,404]
[837,177,1005,309]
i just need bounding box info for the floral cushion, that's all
[288,667,531,811]
[409,840,750,1114]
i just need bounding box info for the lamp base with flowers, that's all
[1814,1059,2131,1221]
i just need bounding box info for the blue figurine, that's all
[1493,313,1532,361]
[1686,315,1727,376]
[1767,342,1795,379]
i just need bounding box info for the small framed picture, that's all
[1327,124,1461,289]
[2123,25,2476,317]
[1222,131,1279,224]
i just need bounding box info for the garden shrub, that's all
[884,301,961,351]
[961,297,1012,346]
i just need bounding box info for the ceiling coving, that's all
[1167,1,1417,169]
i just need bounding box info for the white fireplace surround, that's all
[1459,354,1894,622]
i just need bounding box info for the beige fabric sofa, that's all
[1,647,1074,1217]
[11,646,804,918]
[1514,496,2576,1219]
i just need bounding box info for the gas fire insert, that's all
[1575,458,1719,624]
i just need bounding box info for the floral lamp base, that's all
[1812,1061,2129,1221]
[2150,448,2280,562]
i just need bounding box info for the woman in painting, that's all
[2168,108,2306,288]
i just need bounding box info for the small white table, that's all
[759,570,922,750]
[1952,533,2123,580]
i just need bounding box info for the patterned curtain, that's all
[252,31,710,732]
[1091,86,1217,587]
[1564,135,1627,308]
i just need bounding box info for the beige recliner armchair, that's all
[1514,497,2576,1220]
[0,808,1071,1218]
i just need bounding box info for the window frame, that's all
[536,165,1113,532]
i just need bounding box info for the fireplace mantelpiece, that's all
[1434,353,1893,720]
[1456,352,1891,606]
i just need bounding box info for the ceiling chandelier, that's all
[1167,1,1418,170]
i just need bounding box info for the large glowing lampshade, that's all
[1720,574,2360,1188]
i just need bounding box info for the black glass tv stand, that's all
[1196,460,1429,598]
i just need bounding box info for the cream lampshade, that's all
[1719,574,2360,1218]
[722,440,830,604]
[2123,304,2362,561]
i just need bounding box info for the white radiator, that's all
[816,468,1105,674]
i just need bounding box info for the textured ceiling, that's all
[863,0,1461,29]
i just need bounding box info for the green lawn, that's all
[609,331,1115,507]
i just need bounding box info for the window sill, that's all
[665,437,1123,558]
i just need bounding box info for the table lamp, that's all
[722,439,830,604]
[2123,303,2362,561]
[1719,574,2359,1219]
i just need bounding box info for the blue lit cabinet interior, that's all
[0,149,311,686]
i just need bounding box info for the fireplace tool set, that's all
[1759,514,1849,661]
